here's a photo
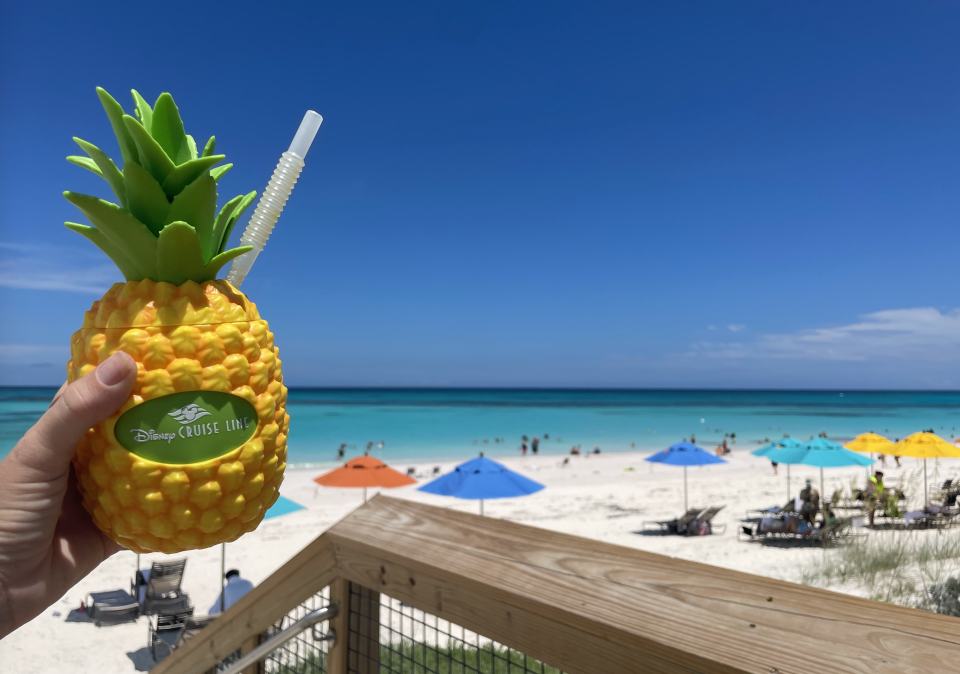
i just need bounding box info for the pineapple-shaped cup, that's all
[65,88,287,553]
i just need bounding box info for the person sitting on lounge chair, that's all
[820,507,837,528]
[799,480,820,525]
[208,569,254,614]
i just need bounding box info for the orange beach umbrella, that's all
[313,456,416,502]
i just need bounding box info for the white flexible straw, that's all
[226,111,323,288]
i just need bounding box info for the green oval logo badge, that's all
[116,391,257,464]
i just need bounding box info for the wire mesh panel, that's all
[207,586,333,674]
[261,586,334,674]
[347,583,566,674]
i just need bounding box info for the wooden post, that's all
[326,578,349,674]
[348,583,380,674]
[240,633,264,674]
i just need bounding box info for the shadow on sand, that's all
[64,608,94,623]
[127,647,158,672]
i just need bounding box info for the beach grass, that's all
[797,529,960,611]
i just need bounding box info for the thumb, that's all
[15,351,137,476]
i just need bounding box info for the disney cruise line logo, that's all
[168,404,211,424]
[117,391,258,463]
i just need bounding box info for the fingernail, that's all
[96,352,132,387]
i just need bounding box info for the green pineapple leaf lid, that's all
[64,88,256,285]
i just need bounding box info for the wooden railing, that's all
[153,496,959,674]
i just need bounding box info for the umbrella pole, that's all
[924,458,928,506]
[786,464,790,503]
[220,543,226,613]
[820,467,824,510]
[363,487,367,503]
[684,466,688,512]
[480,500,484,516]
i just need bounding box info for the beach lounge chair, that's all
[807,518,853,546]
[934,480,959,507]
[85,589,140,626]
[905,505,960,530]
[698,506,727,535]
[432,466,441,476]
[644,507,706,535]
[149,610,193,661]
[149,613,215,662]
[745,500,794,519]
[737,518,762,541]
[139,559,191,616]
[739,516,852,546]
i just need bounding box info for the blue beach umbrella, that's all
[418,456,544,515]
[645,442,727,511]
[752,438,803,502]
[771,437,873,504]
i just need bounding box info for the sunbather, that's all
[821,507,837,527]
[799,480,820,525]
[209,569,254,614]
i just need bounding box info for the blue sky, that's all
[2,2,960,388]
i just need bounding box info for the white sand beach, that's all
[2,450,958,673]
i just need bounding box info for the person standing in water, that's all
[521,440,528,456]
[532,436,539,455]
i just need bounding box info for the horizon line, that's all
[4,385,960,393]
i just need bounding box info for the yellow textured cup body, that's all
[67,279,287,554]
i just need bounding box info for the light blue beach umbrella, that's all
[752,438,803,501]
[418,456,544,515]
[752,437,804,458]
[773,437,873,504]
[645,442,727,511]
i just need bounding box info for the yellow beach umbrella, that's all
[846,432,896,480]
[891,432,960,504]
[845,432,895,455]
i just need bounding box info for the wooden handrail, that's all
[329,497,958,674]
[156,496,960,674]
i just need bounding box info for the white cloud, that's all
[727,324,746,332]
[0,241,121,294]
[696,308,960,362]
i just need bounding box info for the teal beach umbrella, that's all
[773,437,873,504]
[752,438,803,501]
[752,437,803,458]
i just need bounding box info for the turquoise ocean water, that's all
[3,388,960,467]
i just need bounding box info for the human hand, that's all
[0,351,137,638]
